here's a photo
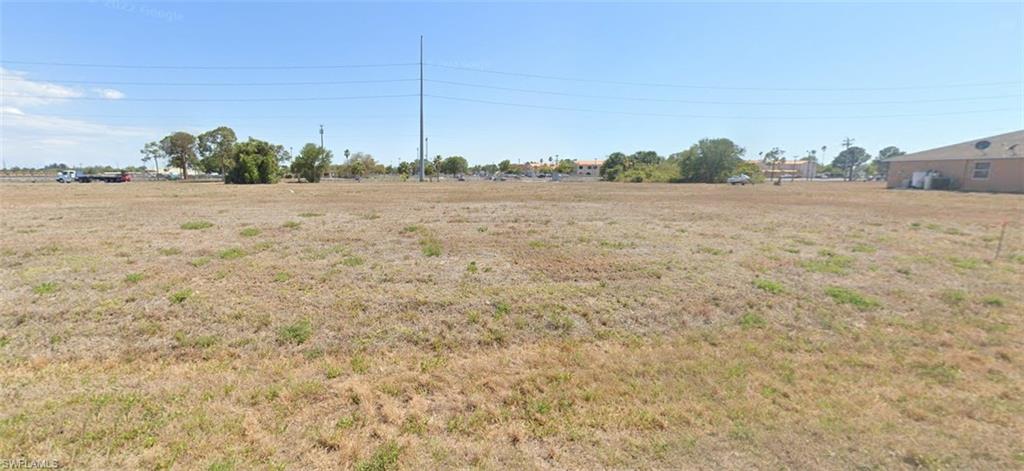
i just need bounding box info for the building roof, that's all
[575,160,604,166]
[886,130,1024,163]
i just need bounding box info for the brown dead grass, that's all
[1,181,1022,469]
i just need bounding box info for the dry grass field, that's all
[1,181,1022,470]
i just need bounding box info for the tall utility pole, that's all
[418,35,425,182]
[841,137,855,181]
[319,124,325,150]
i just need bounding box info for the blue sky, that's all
[2,1,1022,168]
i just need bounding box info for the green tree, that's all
[735,161,765,183]
[139,141,166,173]
[196,126,237,176]
[555,159,575,174]
[290,143,333,183]
[676,138,745,183]
[440,156,469,176]
[599,152,628,180]
[498,160,511,173]
[161,132,198,180]
[760,147,786,184]
[874,146,905,178]
[832,146,871,181]
[227,138,281,184]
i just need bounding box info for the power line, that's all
[426,94,1017,120]
[0,60,418,70]
[0,76,419,86]
[1,93,418,102]
[426,63,1021,92]
[426,79,1022,106]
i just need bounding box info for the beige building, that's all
[575,160,603,176]
[885,130,1023,193]
[752,159,819,179]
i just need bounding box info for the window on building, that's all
[972,162,991,180]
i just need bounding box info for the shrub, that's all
[181,221,214,230]
[169,289,193,304]
[825,286,879,311]
[278,320,312,344]
[239,227,261,237]
[226,138,281,184]
[754,278,784,294]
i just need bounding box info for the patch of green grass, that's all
[282,221,301,229]
[158,247,182,256]
[982,296,1005,307]
[181,220,214,230]
[278,320,313,345]
[340,256,365,267]
[400,225,422,234]
[239,227,261,237]
[190,257,211,267]
[124,273,144,284]
[739,312,766,329]
[169,289,193,304]
[912,362,959,385]
[802,251,854,274]
[694,246,725,256]
[207,459,235,471]
[32,281,57,295]
[273,272,291,282]
[218,248,246,260]
[949,257,982,270]
[325,364,344,379]
[298,212,324,218]
[494,301,510,318]
[350,355,370,374]
[939,289,966,306]
[753,278,784,294]
[466,261,478,273]
[825,286,879,311]
[851,243,877,253]
[355,440,401,471]
[420,237,442,257]
[174,331,218,349]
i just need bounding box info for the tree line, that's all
[597,138,905,183]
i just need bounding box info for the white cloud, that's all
[1,107,149,137]
[0,67,83,106]
[95,88,126,100]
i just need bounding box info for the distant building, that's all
[750,159,819,179]
[885,130,1023,193]
[575,160,604,176]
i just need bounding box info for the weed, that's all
[340,256,364,267]
[494,301,510,318]
[174,331,218,349]
[282,221,301,229]
[124,273,144,284]
[350,355,370,374]
[158,247,182,256]
[753,278,784,294]
[355,440,401,471]
[181,221,214,230]
[466,261,478,273]
[400,225,422,234]
[851,243,877,253]
[420,237,442,257]
[169,289,193,304]
[913,362,959,385]
[239,227,261,237]
[825,286,879,311]
[939,289,966,305]
[982,296,1005,307]
[207,459,235,471]
[739,312,766,329]
[190,257,211,267]
[298,212,323,218]
[32,282,57,295]
[949,257,982,270]
[802,251,854,274]
[273,272,291,282]
[325,364,344,379]
[695,246,725,256]
[278,320,313,345]
[218,248,246,260]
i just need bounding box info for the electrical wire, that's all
[0,76,419,86]
[1,93,419,102]
[0,60,418,70]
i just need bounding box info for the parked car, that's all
[727,174,752,185]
